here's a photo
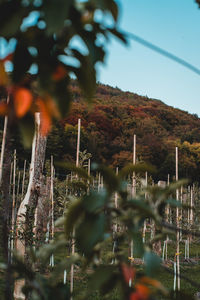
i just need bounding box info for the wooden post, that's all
[21,160,27,199]
[130,134,136,262]
[0,96,9,185]
[190,186,194,225]
[9,162,13,195]
[132,134,136,197]
[112,167,119,264]
[180,185,183,241]
[98,172,101,192]
[87,159,91,194]
[11,150,16,256]
[175,147,180,291]
[76,118,81,168]
[16,171,21,202]
[143,172,147,243]
[71,118,81,299]
[49,156,54,267]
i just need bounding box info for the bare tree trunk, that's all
[35,177,51,248]
[0,114,13,300]
[14,113,47,299]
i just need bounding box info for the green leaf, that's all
[106,0,119,21]
[43,0,74,35]
[64,198,83,238]
[55,162,90,181]
[71,49,96,99]
[36,240,67,263]
[0,1,28,37]
[92,163,119,193]
[82,190,107,213]
[119,163,156,179]
[12,41,33,83]
[144,252,161,277]
[88,265,116,290]
[76,213,105,256]
[166,198,182,207]
[88,265,118,295]
[132,231,144,257]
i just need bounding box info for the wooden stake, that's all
[71,118,81,299]
[50,156,54,241]
[9,162,13,195]
[87,159,91,194]
[143,172,147,243]
[175,147,180,291]
[131,135,136,262]
[11,149,16,256]
[0,95,9,184]
[76,119,81,168]
[21,160,26,199]
[132,134,136,197]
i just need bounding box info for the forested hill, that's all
[6,82,200,182]
[45,82,200,182]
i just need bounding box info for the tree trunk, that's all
[0,115,13,300]
[14,113,47,299]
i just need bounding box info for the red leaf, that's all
[121,263,135,284]
[52,65,67,81]
[130,293,140,300]
[14,88,33,117]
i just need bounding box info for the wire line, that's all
[126,31,200,76]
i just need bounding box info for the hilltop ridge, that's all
[45,82,200,182]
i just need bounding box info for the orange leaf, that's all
[0,102,8,115]
[0,61,8,86]
[139,277,160,288]
[37,98,52,135]
[121,263,135,284]
[130,292,140,300]
[14,88,33,118]
[135,284,150,300]
[139,277,167,295]
[52,65,67,81]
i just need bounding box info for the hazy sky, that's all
[98,0,200,116]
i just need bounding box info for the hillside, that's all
[44,82,200,182]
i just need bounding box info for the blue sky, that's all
[0,1,200,116]
[98,0,200,116]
